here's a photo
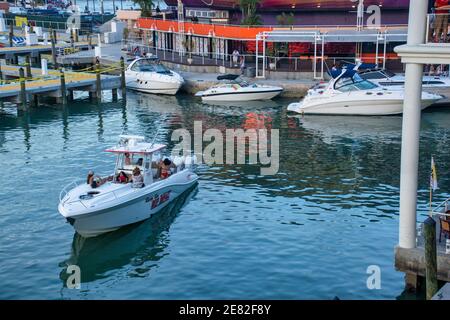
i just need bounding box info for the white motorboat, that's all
[125,57,184,95]
[58,135,199,237]
[195,74,283,102]
[287,68,442,116]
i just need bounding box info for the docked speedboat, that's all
[58,135,199,237]
[287,68,442,116]
[125,57,184,95]
[195,74,283,102]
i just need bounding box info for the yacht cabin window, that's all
[335,74,378,92]
[130,59,171,75]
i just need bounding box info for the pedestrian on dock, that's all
[434,0,449,42]
[232,49,240,67]
[240,56,246,74]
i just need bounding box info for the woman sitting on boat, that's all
[117,171,129,184]
[159,158,173,179]
[132,167,144,188]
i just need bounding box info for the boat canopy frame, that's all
[255,30,407,79]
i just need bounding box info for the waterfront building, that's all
[124,1,416,78]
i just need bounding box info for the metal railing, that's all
[59,179,84,203]
[137,16,408,31]
[122,39,404,76]
[432,198,450,218]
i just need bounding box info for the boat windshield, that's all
[131,59,172,74]
[334,74,379,92]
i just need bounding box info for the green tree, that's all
[133,0,154,17]
[239,0,262,26]
[276,12,295,26]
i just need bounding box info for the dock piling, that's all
[60,68,67,105]
[120,57,126,100]
[19,68,27,110]
[51,29,58,69]
[96,62,101,102]
[70,29,74,49]
[9,22,13,48]
[33,95,38,108]
[25,55,32,79]
[112,88,118,102]
[424,217,438,300]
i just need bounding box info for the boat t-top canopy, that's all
[105,143,166,154]
[105,135,166,154]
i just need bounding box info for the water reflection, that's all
[59,185,198,285]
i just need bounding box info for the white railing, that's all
[432,198,450,217]
[59,179,84,203]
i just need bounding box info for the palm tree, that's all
[276,12,295,26]
[239,0,262,26]
[133,0,154,17]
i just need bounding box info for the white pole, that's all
[375,34,379,67]
[255,35,259,77]
[262,36,266,79]
[383,33,387,69]
[41,59,48,76]
[398,0,428,249]
[321,35,324,79]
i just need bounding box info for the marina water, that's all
[0,92,449,299]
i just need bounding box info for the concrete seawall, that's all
[179,71,316,98]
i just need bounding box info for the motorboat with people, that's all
[125,57,184,95]
[355,63,450,89]
[58,135,199,237]
[195,74,283,102]
[287,66,442,116]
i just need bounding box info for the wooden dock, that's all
[395,216,450,291]
[0,64,123,107]
[0,42,93,56]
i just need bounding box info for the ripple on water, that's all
[0,99,449,299]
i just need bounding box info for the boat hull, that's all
[287,98,438,115]
[127,85,181,95]
[125,69,184,96]
[201,89,282,102]
[59,173,198,237]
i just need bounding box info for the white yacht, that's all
[195,74,283,102]
[287,68,442,116]
[58,135,199,237]
[125,57,184,95]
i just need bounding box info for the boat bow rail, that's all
[432,198,450,218]
[59,179,84,204]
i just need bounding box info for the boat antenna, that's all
[150,125,163,147]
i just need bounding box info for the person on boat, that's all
[117,171,129,184]
[86,170,95,185]
[124,153,132,165]
[132,167,144,188]
[136,158,144,166]
[159,158,173,179]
